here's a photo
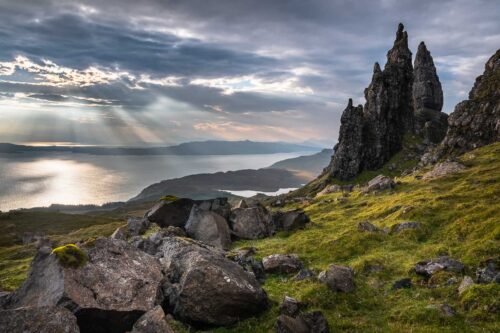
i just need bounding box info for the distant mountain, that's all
[129,168,309,202]
[268,148,333,178]
[0,140,320,156]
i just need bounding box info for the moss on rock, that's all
[51,244,88,268]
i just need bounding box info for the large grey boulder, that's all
[364,175,396,193]
[319,264,355,293]
[422,161,466,180]
[229,205,274,239]
[262,254,303,274]
[146,197,231,228]
[160,237,268,326]
[185,205,231,250]
[7,239,163,333]
[0,306,80,333]
[415,256,465,278]
[130,306,174,333]
[273,209,310,232]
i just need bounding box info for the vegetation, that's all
[51,244,88,268]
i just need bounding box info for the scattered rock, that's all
[439,304,457,317]
[391,221,421,233]
[262,254,303,274]
[392,278,412,289]
[110,225,128,240]
[273,209,310,232]
[127,217,150,236]
[279,296,304,317]
[185,205,231,250]
[227,247,266,282]
[319,264,355,292]
[276,311,330,333]
[130,305,174,333]
[0,306,80,333]
[7,239,163,333]
[229,205,274,239]
[159,237,268,326]
[364,175,396,193]
[458,276,474,295]
[422,161,466,180]
[476,259,500,284]
[358,221,381,233]
[415,256,465,277]
[293,268,316,281]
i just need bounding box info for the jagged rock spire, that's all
[413,41,447,143]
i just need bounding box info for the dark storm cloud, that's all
[0,0,498,145]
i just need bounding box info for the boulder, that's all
[279,296,304,317]
[476,259,500,284]
[458,276,474,295]
[159,237,268,326]
[110,225,128,240]
[185,205,231,250]
[262,254,303,274]
[127,217,150,236]
[364,175,396,193]
[7,239,163,333]
[227,247,266,282]
[276,311,329,333]
[319,264,355,293]
[392,278,412,289]
[130,306,174,333]
[235,199,248,209]
[293,268,316,281]
[391,221,421,233]
[415,256,465,277]
[0,306,80,333]
[229,205,274,239]
[358,221,381,233]
[131,227,186,257]
[422,161,466,180]
[273,209,310,232]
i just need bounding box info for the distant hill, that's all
[268,148,333,178]
[0,140,320,156]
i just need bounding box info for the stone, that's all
[229,205,274,239]
[6,239,163,333]
[422,161,466,180]
[227,247,266,283]
[130,306,174,333]
[262,254,303,274]
[458,276,474,295]
[276,311,330,333]
[127,217,150,236]
[145,197,231,229]
[273,209,310,232]
[110,225,128,240]
[159,237,268,326]
[392,278,412,289]
[415,256,465,278]
[391,221,421,233]
[0,291,10,309]
[413,41,447,143]
[235,199,248,209]
[364,175,396,193]
[300,311,330,333]
[133,227,187,256]
[439,304,456,317]
[185,205,231,250]
[358,221,381,233]
[279,296,304,317]
[476,259,500,284]
[437,49,500,157]
[319,264,355,293]
[0,306,80,333]
[293,268,316,281]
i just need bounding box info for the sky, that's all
[0,0,498,147]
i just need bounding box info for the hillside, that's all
[268,149,333,178]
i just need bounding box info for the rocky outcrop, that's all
[413,42,448,143]
[0,306,80,333]
[229,205,274,239]
[6,239,163,333]
[159,237,268,326]
[438,49,500,156]
[185,205,231,250]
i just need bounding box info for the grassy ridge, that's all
[217,142,500,332]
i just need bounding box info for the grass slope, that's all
[219,142,500,332]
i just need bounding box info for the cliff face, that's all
[413,42,448,143]
[438,49,500,155]
[325,23,452,181]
